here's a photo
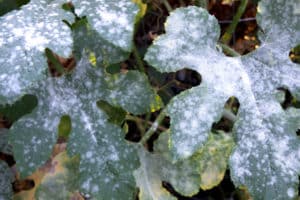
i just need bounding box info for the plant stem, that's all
[220,0,248,44]
[158,79,180,92]
[140,110,166,144]
[132,45,145,73]
[126,115,167,132]
[218,43,240,57]
[161,0,172,12]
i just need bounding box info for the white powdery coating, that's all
[73,0,138,50]
[0,0,73,103]
[287,188,295,198]
[11,56,146,198]
[145,3,300,200]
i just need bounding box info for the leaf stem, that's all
[218,43,240,57]
[161,0,172,12]
[140,110,166,145]
[132,45,145,73]
[220,0,248,44]
[126,115,167,132]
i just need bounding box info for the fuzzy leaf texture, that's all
[0,161,13,200]
[3,1,162,199]
[145,1,300,200]
[0,0,73,104]
[10,56,160,200]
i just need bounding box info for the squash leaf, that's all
[135,131,234,199]
[145,1,300,199]
[4,0,161,198]
[0,0,73,104]
[10,55,160,199]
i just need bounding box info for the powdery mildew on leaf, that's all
[0,0,73,104]
[0,161,14,200]
[72,0,139,51]
[145,1,300,199]
[10,56,159,199]
[35,152,80,200]
[135,132,234,200]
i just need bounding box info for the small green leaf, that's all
[0,94,37,123]
[58,115,72,139]
[97,100,127,126]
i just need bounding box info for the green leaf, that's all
[103,71,163,114]
[10,56,160,199]
[0,94,37,123]
[58,115,72,139]
[97,100,127,126]
[72,17,130,67]
[135,132,234,199]
[0,0,29,16]
[0,0,73,104]
[145,2,300,199]
[72,0,139,52]
[35,152,80,200]
[0,161,14,200]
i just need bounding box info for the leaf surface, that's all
[0,0,73,104]
[3,0,161,198]
[10,56,159,199]
[35,152,80,200]
[0,161,13,200]
[135,132,234,199]
[145,2,300,199]
[72,0,139,51]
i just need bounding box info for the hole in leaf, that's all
[297,129,300,136]
[13,179,35,193]
[289,44,300,64]
[156,68,202,104]
[212,96,240,133]
[125,120,142,143]
[46,48,76,77]
[277,88,300,109]
[0,153,15,167]
[0,94,38,126]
